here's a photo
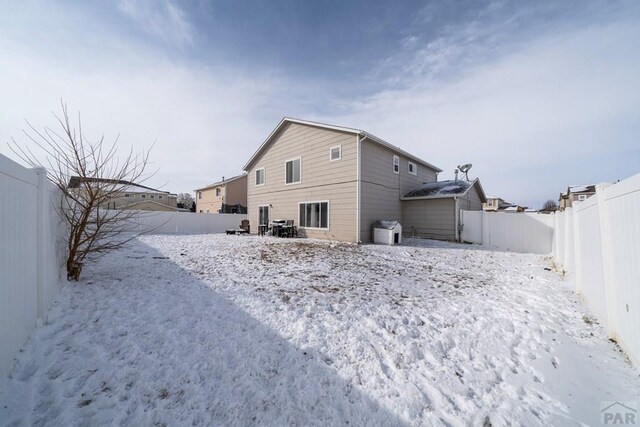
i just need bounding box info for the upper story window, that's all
[487,199,494,207]
[255,167,265,186]
[124,193,130,198]
[198,191,202,199]
[285,157,301,184]
[393,155,400,174]
[158,195,163,199]
[330,145,341,161]
[216,188,221,197]
[578,194,587,201]
[150,195,155,199]
[141,194,146,199]
[408,161,417,175]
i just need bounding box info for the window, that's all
[285,157,301,184]
[258,205,270,226]
[199,210,203,213]
[150,195,155,199]
[299,201,329,229]
[487,199,494,207]
[329,145,341,161]
[578,194,587,201]
[393,155,400,174]
[198,192,202,199]
[255,168,265,186]
[124,193,130,198]
[408,161,417,175]
[141,194,146,199]
[158,195,163,199]
[216,188,221,197]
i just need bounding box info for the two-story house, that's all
[67,177,179,211]
[195,174,247,214]
[243,118,485,243]
[558,184,597,211]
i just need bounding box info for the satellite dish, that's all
[456,163,473,180]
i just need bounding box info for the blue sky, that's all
[1,0,639,208]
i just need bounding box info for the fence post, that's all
[33,167,48,324]
[596,184,617,338]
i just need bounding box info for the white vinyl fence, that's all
[460,210,555,254]
[0,154,248,378]
[461,173,640,366]
[130,211,247,235]
[554,174,640,366]
[0,155,66,377]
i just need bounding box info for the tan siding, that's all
[458,184,484,211]
[401,198,456,240]
[359,140,438,242]
[247,123,358,242]
[225,175,248,207]
[196,186,224,213]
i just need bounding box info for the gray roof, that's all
[403,180,473,198]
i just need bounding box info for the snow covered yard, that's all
[1,235,638,426]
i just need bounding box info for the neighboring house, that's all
[401,179,486,240]
[483,196,527,212]
[67,177,178,211]
[195,174,248,214]
[558,184,597,210]
[243,117,483,243]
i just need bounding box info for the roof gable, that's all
[243,117,442,173]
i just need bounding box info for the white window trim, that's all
[257,204,270,226]
[284,156,302,185]
[329,145,341,161]
[158,195,163,199]
[393,155,400,174]
[255,167,265,186]
[408,161,417,175]
[298,200,330,230]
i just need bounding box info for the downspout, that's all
[454,196,460,242]
[356,134,366,244]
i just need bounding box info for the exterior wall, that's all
[225,175,247,207]
[483,197,500,211]
[458,185,484,211]
[99,191,177,210]
[401,198,456,241]
[360,139,438,242]
[196,186,224,213]
[120,201,178,211]
[246,122,358,242]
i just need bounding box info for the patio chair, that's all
[240,219,250,234]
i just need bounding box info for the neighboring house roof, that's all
[401,179,487,202]
[567,184,596,194]
[372,220,401,230]
[242,117,443,173]
[194,174,247,192]
[67,176,176,196]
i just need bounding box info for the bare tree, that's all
[10,102,155,280]
[541,199,558,212]
[177,192,194,210]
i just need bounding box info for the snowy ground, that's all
[1,235,638,426]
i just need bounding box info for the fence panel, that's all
[602,174,640,365]
[460,210,483,243]
[573,196,608,325]
[482,212,554,254]
[0,156,65,377]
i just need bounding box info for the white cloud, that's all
[118,0,194,47]
[326,19,640,208]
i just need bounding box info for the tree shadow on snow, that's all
[4,239,408,426]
